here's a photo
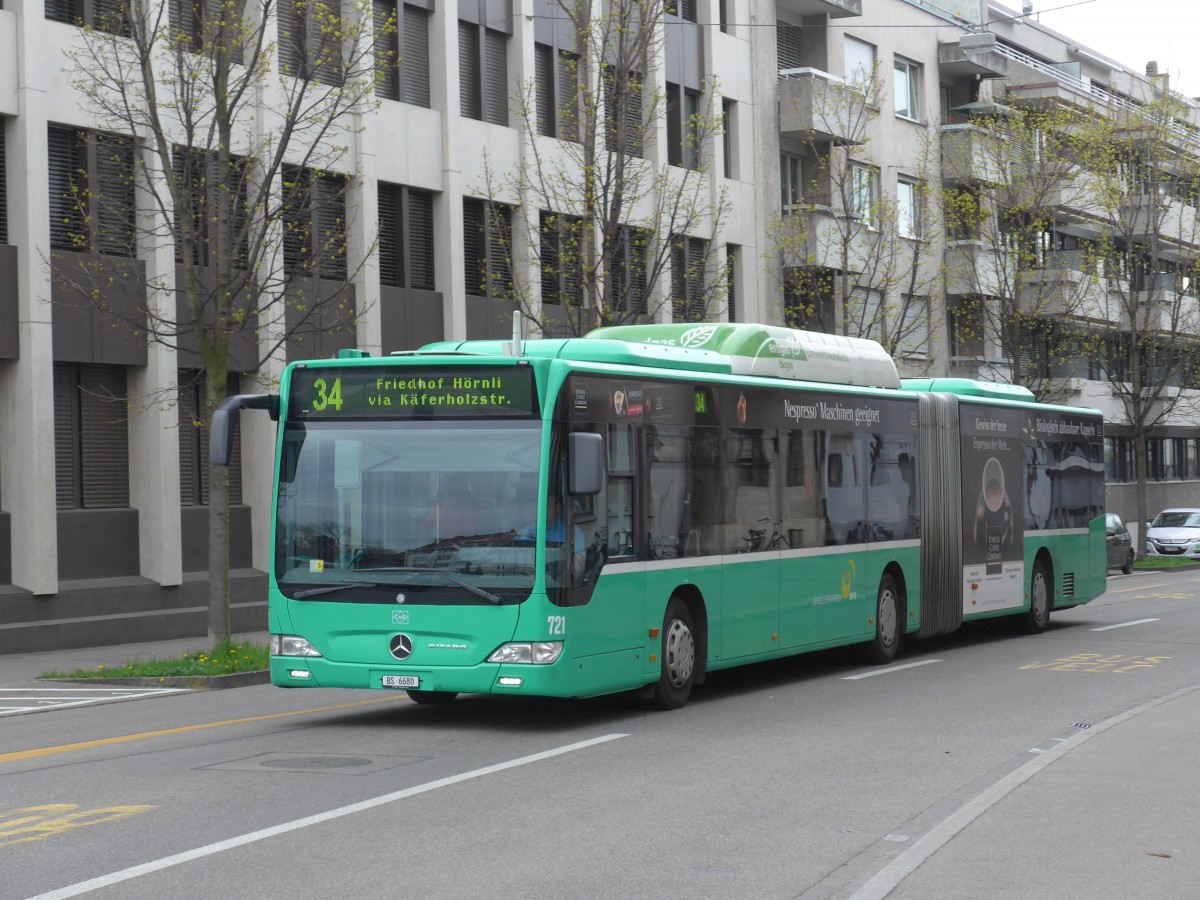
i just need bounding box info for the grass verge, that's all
[1134,556,1198,569]
[42,640,269,680]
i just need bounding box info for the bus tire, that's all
[861,572,902,664]
[650,597,696,710]
[1015,558,1051,635]
[406,690,458,705]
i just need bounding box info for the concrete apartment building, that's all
[0,0,1196,650]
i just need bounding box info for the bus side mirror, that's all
[568,432,604,495]
[210,393,279,466]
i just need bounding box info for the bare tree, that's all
[484,0,730,336]
[1088,82,1200,533]
[62,0,383,643]
[941,100,1112,402]
[770,61,943,370]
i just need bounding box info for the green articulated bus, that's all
[213,323,1106,709]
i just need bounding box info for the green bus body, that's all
[246,324,1105,707]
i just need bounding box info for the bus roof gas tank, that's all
[584,323,900,389]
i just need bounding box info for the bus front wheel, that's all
[1014,559,1051,635]
[650,598,696,710]
[861,573,902,664]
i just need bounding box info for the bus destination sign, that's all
[289,366,537,419]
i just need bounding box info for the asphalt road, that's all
[3,569,1199,899]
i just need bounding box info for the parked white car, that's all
[1144,509,1200,560]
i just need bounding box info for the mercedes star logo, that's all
[389,634,414,660]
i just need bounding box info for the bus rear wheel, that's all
[1014,559,1051,635]
[650,598,696,710]
[861,573,902,664]
[406,690,458,705]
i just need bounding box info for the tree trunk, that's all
[206,375,233,646]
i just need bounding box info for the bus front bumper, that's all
[270,656,573,697]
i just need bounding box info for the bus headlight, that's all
[487,642,563,665]
[271,634,323,658]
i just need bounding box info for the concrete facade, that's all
[1,0,1197,650]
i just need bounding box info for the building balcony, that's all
[940,124,1006,184]
[1119,192,1200,254]
[779,69,867,146]
[776,0,860,18]
[1018,255,1116,325]
[777,206,865,275]
[937,37,1009,80]
[944,240,1007,297]
[1122,278,1200,334]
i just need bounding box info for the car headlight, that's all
[271,634,323,657]
[487,642,563,665]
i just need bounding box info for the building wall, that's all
[2,0,1198,650]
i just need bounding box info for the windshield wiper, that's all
[354,566,504,604]
[292,581,389,599]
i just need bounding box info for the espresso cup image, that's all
[983,457,1005,512]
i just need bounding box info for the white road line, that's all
[1091,618,1160,631]
[30,733,629,900]
[843,659,942,681]
[848,684,1200,900]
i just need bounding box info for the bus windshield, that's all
[275,418,542,604]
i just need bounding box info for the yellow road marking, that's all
[1105,582,1169,594]
[0,697,402,765]
[0,805,155,847]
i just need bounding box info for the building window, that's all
[178,370,242,506]
[666,83,701,170]
[725,244,739,322]
[375,0,431,106]
[173,147,250,269]
[54,363,129,509]
[849,162,879,227]
[897,296,930,359]
[48,126,136,256]
[894,57,920,121]
[777,24,802,72]
[609,225,649,315]
[719,0,728,32]
[844,35,876,89]
[781,153,802,215]
[604,65,643,157]
[282,166,348,280]
[463,197,512,298]
[540,212,584,308]
[722,98,736,179]
[459,21,508,125]
[278,0,344,85]
[172,0,245,60]
[47,0,128,33]
[535,44,580,141]
[897,178,919,238]
[849,287,882,339]
[378,183,436,290]
[666,0,696,21]
[671,235,708,320]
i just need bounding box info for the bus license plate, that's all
[381,675,419,689]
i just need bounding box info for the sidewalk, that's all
[0,632,270,687]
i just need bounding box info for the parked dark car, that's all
[1106,513,1135,574]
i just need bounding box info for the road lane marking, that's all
[30,733,629,899]
[1105,582,1168,594]
[848,684,1200,900]
[1092,618,1160,631]
[0,805,155,847]
[0,697,403,765]
[0,688,190,717]
[843,660,942,681]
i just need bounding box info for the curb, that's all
[38,670,271,690]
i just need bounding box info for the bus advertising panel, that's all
[960,403,1024,613]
